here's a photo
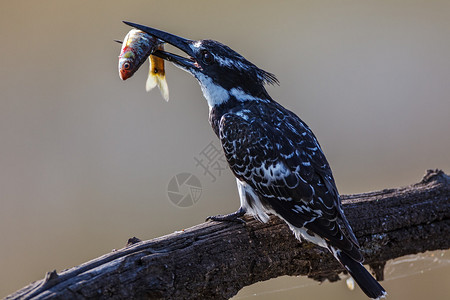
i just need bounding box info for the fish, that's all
[145,44,169,101]
[118,29,169,101]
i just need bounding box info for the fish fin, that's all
[156,75,169,102]
[146,73,158,91]
[146,59,158,91]
[146,58,169,101]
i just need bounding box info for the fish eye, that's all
[123,62,132,70]
[201,50,214,64]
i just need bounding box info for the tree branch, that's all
[7,169,450,300]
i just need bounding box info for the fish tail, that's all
[156,74,169,102]
[146,58,169,101]
[146,56,158,92]
[145,71,158,91]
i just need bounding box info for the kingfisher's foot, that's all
[206,207,246,224]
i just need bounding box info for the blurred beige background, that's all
[1,0,449,299]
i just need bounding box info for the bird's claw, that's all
[206,214,246,224]
[206,207,246,224]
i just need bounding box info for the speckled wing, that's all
[218,104,362,261]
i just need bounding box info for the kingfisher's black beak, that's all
[123,21,199,70]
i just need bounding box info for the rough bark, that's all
[7,169,450,300]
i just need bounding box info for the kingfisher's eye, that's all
[123,62,131,70]
[201,50,214,64]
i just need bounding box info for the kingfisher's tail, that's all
[334,249,387,299]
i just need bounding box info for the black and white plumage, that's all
[124,21,387,300]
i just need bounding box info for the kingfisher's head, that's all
[124,22,278,109]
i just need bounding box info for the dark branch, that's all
[7,169,450,300]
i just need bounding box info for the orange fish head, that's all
[119,60,134,80]
[118,50,136,80]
